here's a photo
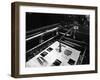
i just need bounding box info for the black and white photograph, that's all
[11,2,97,77]
[25,13,90,67]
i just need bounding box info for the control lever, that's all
[37,57,48,66]
[58,42,62,52]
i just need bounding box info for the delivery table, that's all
[26,41,81,67]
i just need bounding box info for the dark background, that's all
[26,12,89,33]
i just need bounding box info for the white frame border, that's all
[19,5,96,75]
